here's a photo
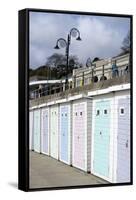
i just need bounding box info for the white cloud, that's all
[30,12,130,69]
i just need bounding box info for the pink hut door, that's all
[73,103,85,170]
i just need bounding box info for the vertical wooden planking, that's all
[41,108,49,155]
[59,103,71,164]
[29,111,34,150]
[70,102,73,165]
[117,96,130,182]
[72,101,86,171]
[50,105,59,159]
[86,99,92,172]
[33,109,41,153]
[49,106,51,156]
[91,98,111,181]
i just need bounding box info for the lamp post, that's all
[54,28,81,89]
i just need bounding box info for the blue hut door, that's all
[33,110,41,153]
[41,109,49,154]
[117,98,130,182]
[60,106,68,163]
[93,100,110,178]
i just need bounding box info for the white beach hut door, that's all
[29,111,34,150]
[33,110,41,153]
[73,103,85,170]
[50,107,58,159]
[41,109,49,155]
[117,97,130,182]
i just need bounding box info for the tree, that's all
[46,53,79,68]
[46,53,65,68]
[46,53,80,78]
[29,53,81,79]
[29,65,52,78]
[121,31,130,54]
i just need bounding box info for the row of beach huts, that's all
[29,83,130,183]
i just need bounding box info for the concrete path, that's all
[29,151,108,189]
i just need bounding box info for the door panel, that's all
[73,103,85,170]
[60,106,69,162]
[50,107,58,159]
[33,110,41,153]
[41,109,49,154]
[93,100,110,177]
[29,111,34,150]
[117,98,130,182]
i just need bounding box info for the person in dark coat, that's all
[112,60,119,77]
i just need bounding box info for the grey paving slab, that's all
[29,151,108,189]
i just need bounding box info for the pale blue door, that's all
[33,110,41,153]
[60,106,68,162]
[93,100,110,177]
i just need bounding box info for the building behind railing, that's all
[72,53,129,88]
[29,53,130,100]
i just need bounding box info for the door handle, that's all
[77,136,80,140]
[125,140,128,148]
[100,131,102,135]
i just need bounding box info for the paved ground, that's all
[29,151,108,189]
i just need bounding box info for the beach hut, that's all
[33,109,41,153]
[114,92,130,183]
[59,103,72,165]
[41,107,49,155]
[50,105,59,159]
[72,98,92,172]
[91,94,114,182]
[91,87,130,183]
[29,110,34,150]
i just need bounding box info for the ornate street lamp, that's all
[54,28,81,89]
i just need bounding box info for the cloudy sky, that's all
[29,11,130,69]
